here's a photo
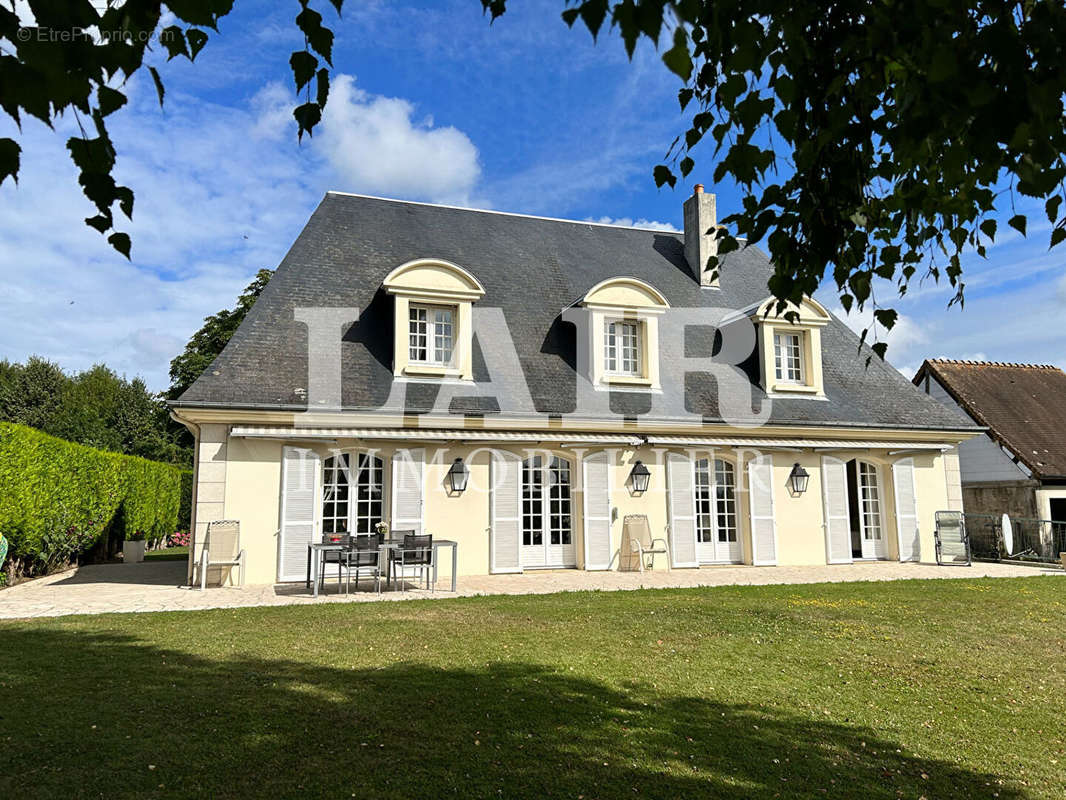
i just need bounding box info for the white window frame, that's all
[604,318,643,377]
[408,303,456,368]
[773,331,805,384]
[320,451,387,537]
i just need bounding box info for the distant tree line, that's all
[0,269,274,468]
[0,357,188,466]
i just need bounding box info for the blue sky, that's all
[2,0,1063,390]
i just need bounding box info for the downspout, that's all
[170,409,200,586]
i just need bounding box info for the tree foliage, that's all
[0,356,186,465]
[1,0,335,258]
[167,268,274,399]
[5,2,1066,351]
[482,0,1066,352]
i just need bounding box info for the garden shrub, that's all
[178,469,193,533]
[0,422,183,578]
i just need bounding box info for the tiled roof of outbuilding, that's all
[914,359,1066,477]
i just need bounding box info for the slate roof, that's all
[173,192,976,433]
[914,359,1066,478]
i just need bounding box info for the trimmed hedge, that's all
[0,422,184,578]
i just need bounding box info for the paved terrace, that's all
[1,559,1061,619]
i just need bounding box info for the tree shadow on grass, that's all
[0,626,1023,800]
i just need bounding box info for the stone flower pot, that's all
[123,540,146,564]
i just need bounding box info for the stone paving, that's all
[0,558,1060,620]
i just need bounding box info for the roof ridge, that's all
[928,358,1060,369]
[324,190,687,234]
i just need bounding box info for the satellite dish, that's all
[1001,514,1014,556]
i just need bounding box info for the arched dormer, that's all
[383,259,485,380]
[580,277,669,390]
[749,295,831,398]
[382,259,486,302]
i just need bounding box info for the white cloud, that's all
[0,70,491,391]
[586,216,680,232]
[316,75,481,205]
[826,303,929,353]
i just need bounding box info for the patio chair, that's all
[319,533,353,593]
[195,520,245,589]
[342,533,383,594]
[934,511,971,566]
[389,533,434,592]
[623,514,670,573]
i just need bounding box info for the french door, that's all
[857,461,887,559]
[521,455,576,568]
[695,458,741,564]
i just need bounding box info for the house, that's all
[913,359,1066,524]
[170,187,979,585]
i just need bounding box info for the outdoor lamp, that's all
[447,457,469,493]
[629,461,651,494]
[788,463,810,495]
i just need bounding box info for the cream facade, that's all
[175,407,970,586]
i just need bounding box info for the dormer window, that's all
[579,277,669,389]
[605,319,642,376]
[773,331,805,384]
[409,303,455,366]
[750,296,831,397]
[382,259,485,380]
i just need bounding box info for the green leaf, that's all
[290,51,319,92]
[652,164,676,189]
[108,232,131,259]
[0,137,20,186]
[148,67,166,108]
[979,218,996,240]
[1045,194,1062,224]
[186,28,209,60]
[97,86,126,117]
[293,102,322,140]
[85,214,111,234]
[871,341,888,360]
[1008,214,1027,236]
[662,26,692,82]
[679,156,694,177]
[316,68,330,108]
[873,309,898,330]
[160,26,189,60]
[678,87,694,111]
[1051,226,1066,249]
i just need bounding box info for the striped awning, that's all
[229,426,643,446]
[228,426,949,451]
[643,435,950,451]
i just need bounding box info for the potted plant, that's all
[123,531,147,564]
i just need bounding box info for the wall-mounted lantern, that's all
[447,457,469,493]
[788,462,810,495]
[629,460,651,494]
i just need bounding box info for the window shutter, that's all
[278,446,320,582]
[821,456,853,564]
[582,451,612,570]
[666,451,698,567]
[748,454,777,565]
[893,458,920,561]
[490,450,522,573]
[390,448,424,534]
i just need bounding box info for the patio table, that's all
[306,542,346,598]
[307,539,458,596]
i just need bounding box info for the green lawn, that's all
[1,578,1063,799]
[143,545,188,562]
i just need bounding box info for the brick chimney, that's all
[683,183,718,287]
